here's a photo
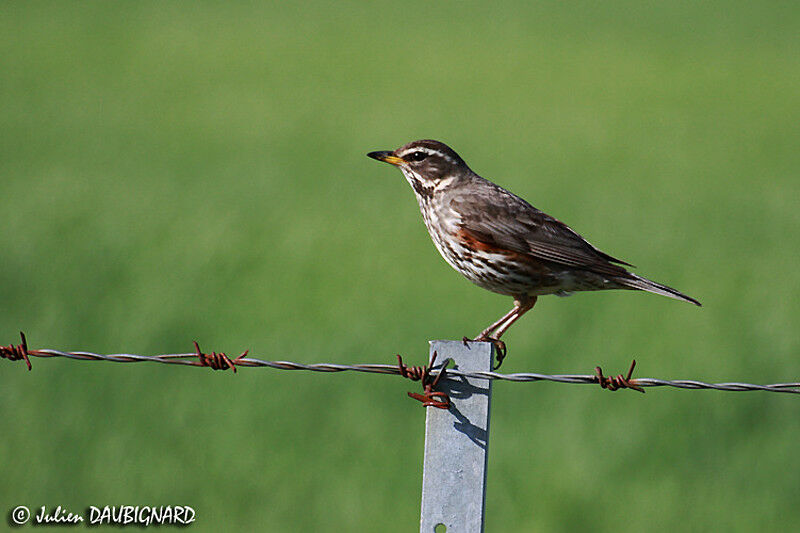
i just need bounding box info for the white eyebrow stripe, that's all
[396,147,438,157]
[396,146,455,163]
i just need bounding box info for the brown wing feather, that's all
[449,184,633,279]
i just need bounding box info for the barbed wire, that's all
[2,332,797,396]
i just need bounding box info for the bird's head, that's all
[367,140,470,196]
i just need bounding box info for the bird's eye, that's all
[406,151,428,162]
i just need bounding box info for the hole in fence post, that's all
[434,524,446,533]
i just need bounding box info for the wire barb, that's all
[397,351,451,409]
[192,341,248,373]
[595,359,644,393]
[0,331,32,371]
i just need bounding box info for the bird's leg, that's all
[474,305,520,341]
[491,296,537,340]
[473,296,537,342]
[462,305,518,365]
[465,296,537,369]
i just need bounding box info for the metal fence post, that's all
[420,340,494,533]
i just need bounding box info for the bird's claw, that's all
[489,338,507,369]
[464,335,507,369]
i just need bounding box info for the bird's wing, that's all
[450,187,633,278]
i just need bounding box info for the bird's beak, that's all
[367,151,406,166]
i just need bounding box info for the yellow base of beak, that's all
[367,151,406,166]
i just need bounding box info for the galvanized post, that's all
[420,340,494,533]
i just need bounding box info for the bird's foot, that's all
[463,335,507,369]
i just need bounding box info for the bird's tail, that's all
[621,274,701,306]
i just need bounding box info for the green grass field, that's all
[1,2,798,531]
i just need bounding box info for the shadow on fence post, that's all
[420,340,494,533]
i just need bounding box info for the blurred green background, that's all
[2,1,798,531]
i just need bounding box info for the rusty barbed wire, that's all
[192,341,248,373]
[397,351,451,409]
[595,359,645,393]
[0,332,32,371]
[3,332,799,395]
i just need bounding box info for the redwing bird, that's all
[368,139,700,360]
